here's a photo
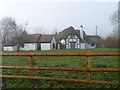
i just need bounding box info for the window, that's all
[70,42,76,49]
[91,43,95,46]
[21,44,24,48]
[70,35,75,38]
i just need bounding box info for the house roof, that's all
[3,34,41,46]
[55,26,103,44]
[3,34,54,46]
[38,34,54,43]
[57,26,79,39]
[87,35,103,44]
[3,41,15,46]
[26,34,54,43]
[25,34,41,43]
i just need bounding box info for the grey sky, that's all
[0,0,118,38]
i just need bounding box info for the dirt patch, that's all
[55,64,69,67]
[94,64,107,68]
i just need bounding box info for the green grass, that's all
[1,48,120,88]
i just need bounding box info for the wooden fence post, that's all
[29,50,33,77]
[86,49,92,80]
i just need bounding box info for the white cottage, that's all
[3,34,56,51]
[19,34,40,51]
[56,26,86,49]
[20,34,56,51]
[56,26,102,49]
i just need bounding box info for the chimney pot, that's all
[80,25,83,28]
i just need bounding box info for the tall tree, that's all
[110,10,119,37]
[105,10,119,48]
[110,11,118,25]
[12,24,28,52]
[0,17,17,43]
[0,17,28,51]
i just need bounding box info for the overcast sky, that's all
[0,0,118,38]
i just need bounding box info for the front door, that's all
[37,43,41,50]
[70,42,75,49]
[53,43,55,49]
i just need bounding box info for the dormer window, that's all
[70,35,75,38]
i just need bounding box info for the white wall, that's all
[81,43,85,49]
[5,36,56,51]
[4,45,19,51]
[20,43,37,51]
[50,37,56,49]
[4,46,14,51]
[41,43,50,50]
[41,36,56,50]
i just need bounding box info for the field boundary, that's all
[0,49,120,85]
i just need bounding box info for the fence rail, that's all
[0,52,119,56]
[0,49,120,85]
[0,66,120,72]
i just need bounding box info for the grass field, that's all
[1,48,120,88]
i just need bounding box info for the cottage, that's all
[38,34,56,50]
[87,35,103,48]
[55,26,103,49]
[55,26,85,49]
[3,34,56,51]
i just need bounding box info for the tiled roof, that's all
[38,34,54,43]
[26,34,54,43]
[3,34,54,46]
[3,41,15,46]
[25,34,41,43]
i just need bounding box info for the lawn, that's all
[1,48,120,88]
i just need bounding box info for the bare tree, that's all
[110,11,118,25]
[106,10,119,48]
[110,11,119,37]
[0,20,2,40]
[11,22,29,52]
[0,17,17,43]
[0,21,2,51]
[0,17,29,51]
[12,30,28,52]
